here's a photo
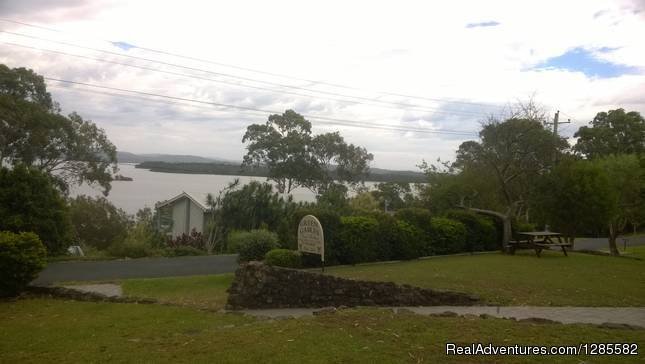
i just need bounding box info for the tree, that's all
[533,158,613,246]
[447,118,567,244]
[0,64,117,195]
[593,154,644,255]
[370,182,415,211]
[68,195,130,250]
[242,109,373,194]
[574,109,645,159]
[0,166,73,253]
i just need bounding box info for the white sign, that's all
[297,215,324,261]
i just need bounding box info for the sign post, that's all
[297,215,325,272]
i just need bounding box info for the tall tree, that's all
[533,158,613,246]
[242,109,373,194]
[574,109,645,158]
[593,154,644,255]
[450,118,567,244]
[0,64,117,195]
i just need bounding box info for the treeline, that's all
[135,161,428,183]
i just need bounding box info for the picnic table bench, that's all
[506,231,572,257]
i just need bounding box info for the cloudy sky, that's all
[1,0,644,170]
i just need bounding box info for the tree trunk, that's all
[608,223,620,256]
[462,207,512,250]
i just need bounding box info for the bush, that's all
[0,166,73,254]
[264,249,302,268]
[337,216,379,264]
[428,217,467,255]
[390,220,426,260]
[166,229,206,250]
[394,208,432,232]
[69,195,130,250]
[228,229,279,262]
[513,220,538,239]
[163,246,205,257]
[444,210,498,252]
[107,240,156,259]
[0,231,47,297]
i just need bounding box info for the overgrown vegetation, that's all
[0,231,47,297]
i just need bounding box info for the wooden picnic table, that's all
[506,231,572,257]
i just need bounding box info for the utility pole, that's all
[545,110,570,136]
[544,110,570,164]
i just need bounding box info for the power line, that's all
[3,40,485,117]
[1,30,488,116]
[45,77,479,136]
[0,24,500,113]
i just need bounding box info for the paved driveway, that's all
[33,254,239,285]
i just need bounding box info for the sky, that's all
[1,0,644,170]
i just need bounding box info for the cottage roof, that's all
[155,191,209,211]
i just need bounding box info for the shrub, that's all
[338,216,379,264]
[69,195,130,250]
[164,246,205,257]
[264,249,302,268]
[394,208,432,232]
[166,229,206,250]
[444,210,498,252]
[428,217,467,255]
[228,229,279,262]
[107,240,155,259]
[0,166,73,254]
[0,231,47,297]
[389,220,426,260]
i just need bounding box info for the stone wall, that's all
[226,262,480,309]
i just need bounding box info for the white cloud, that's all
[1,0,644,169]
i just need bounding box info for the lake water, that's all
[71,164,376,214]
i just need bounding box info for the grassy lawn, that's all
[108,248,645,309]
[121,274,233,310]
[327,250,645,306]
[1,298,643,363]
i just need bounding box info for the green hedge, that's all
[428,217,467,255]
[264,249,302,268]
[394,208,432,232]
[444,210,499,251]
[389,220,426,260]
[338,216,379,264]
[0,231,47,297]
[228,229,279,262]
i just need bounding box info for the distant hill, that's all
[135,161,427,183]
[117,151,237,164]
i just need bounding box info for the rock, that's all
[430,311,458,317]
[226,262,481,309]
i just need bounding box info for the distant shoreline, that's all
[134,161,427,184]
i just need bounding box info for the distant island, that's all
[135,161,427,183]
[113,174,133,181]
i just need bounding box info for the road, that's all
[33,254,239,285]
[573,235,645,251]
[33,235,644,285]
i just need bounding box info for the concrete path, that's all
[34,254,239,285]
[62,284,123,297]
[239,306,645,327]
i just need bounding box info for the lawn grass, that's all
[1,298,643,363]
[327,250,645,306]
[121,274,234,310]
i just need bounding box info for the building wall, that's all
[171,198,188,237]
[189,200,204,234]
[168,196,206,237]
